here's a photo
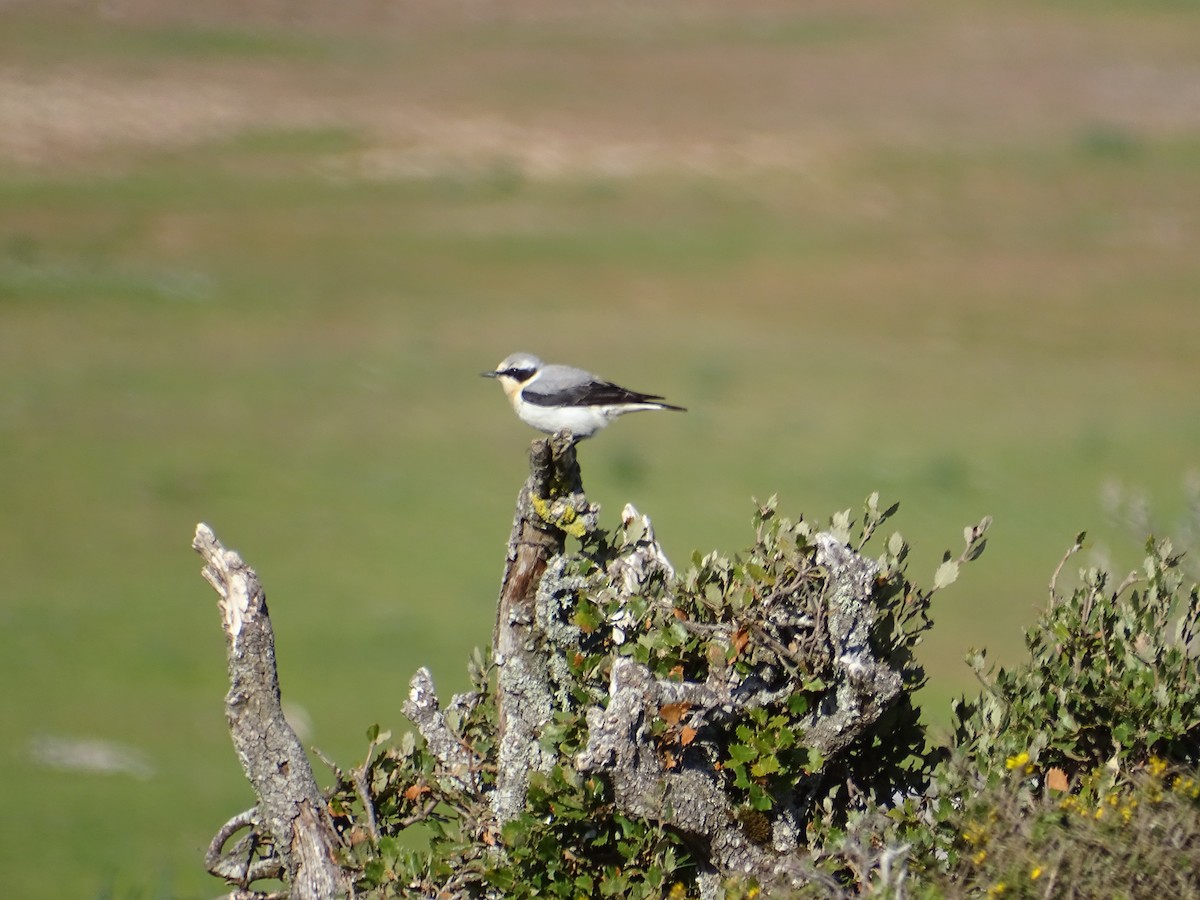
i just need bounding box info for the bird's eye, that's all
[507,368,536,380]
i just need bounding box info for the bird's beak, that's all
[480,370,499,378]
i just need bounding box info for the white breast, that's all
[513,398,612,437]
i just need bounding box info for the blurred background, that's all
[1,0,1197,895]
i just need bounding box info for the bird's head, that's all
[482,352,543,403]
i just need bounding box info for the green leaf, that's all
[728,743,757,764]
[830,509,853,543]
[573,604,602,632]
[933,559,959,590]
[501,816,533,847]
[378,836,400,860]
[399,730,415,756]
[361,857,387,887]
[748,783,773,811]
[751,755,781,777]
[745,562,772,583]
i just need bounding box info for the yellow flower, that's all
[972,849,988,866]
[1148,756,1168,778]
[668,884,687,899]
[987,883,1008,897]
[1030,865,1043,881]
[1005,751,1030,771]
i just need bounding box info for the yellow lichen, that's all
[530,494,590,539]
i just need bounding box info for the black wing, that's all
[523,378,671,408]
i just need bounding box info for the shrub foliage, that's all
[299,498,1200,898]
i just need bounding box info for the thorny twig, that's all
[1050,532,1087,604]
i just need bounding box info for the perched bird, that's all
[482,352,685,439]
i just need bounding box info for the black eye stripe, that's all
[505,367,537,380]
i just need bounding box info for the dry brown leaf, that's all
[1046,767,1069,792]
[732,628,750,658]
[404,783,432,802]
[660,701,692,726]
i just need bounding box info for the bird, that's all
[482,352,685,439]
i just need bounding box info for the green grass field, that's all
[2,2,1198,896]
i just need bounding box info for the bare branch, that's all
[205,808,283,886]
[1049,531,1087,603]
[193,524,351,900]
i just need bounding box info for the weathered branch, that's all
[575,656,836,893]
[193,523,350,900]
[798,534,902,758]
[403,666,482,794]
[205,807,283,886]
